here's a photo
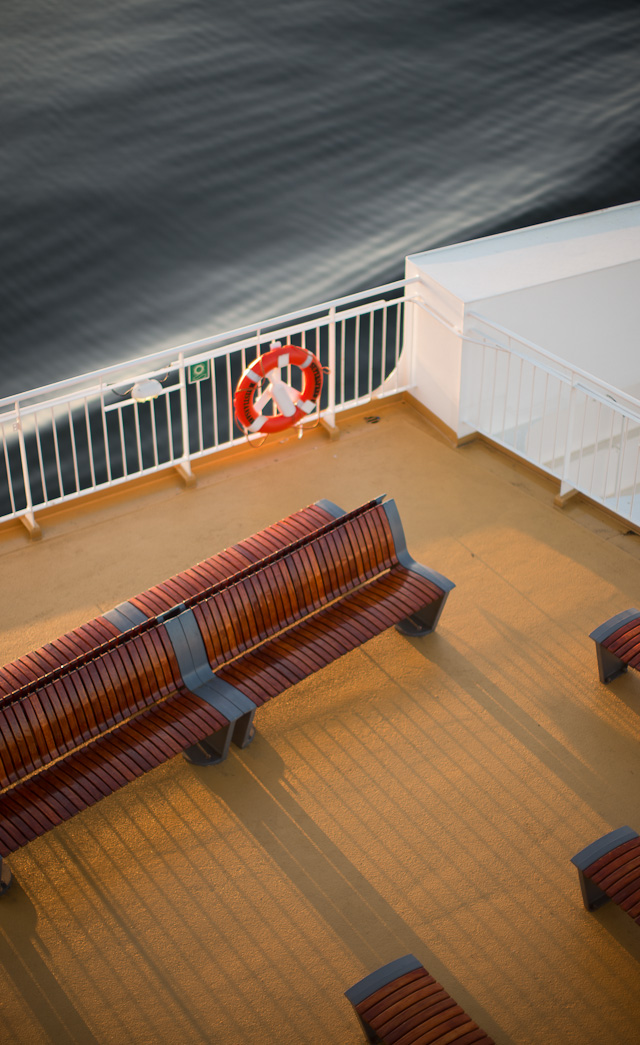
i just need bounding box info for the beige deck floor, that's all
[1,401,640,1045]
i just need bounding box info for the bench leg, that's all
[395,593,447,638]
[576,867,610,911]
[353,1012,380,1043]
[183,709,257,766]
[232,708,256,750]
[0,856,12,896]
[183,722,234,766]
[594,641,627,684]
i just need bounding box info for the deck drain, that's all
[364,415,381,424]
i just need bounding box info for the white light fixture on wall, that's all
[131,378,163,403]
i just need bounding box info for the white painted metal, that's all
[461,312,640,526]
[0,280,415,525]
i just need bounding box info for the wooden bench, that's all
[571,826,640,920]
[0,496,454,894]
[589,608,640,683]
[345,954,494,1044]
[0,498,343,696]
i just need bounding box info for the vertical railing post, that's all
[14,401,41,538]
[323,306,338,434]
[559,383,578,500]
[380,292,417,404]
[177,352,196,486]
[409,297,417,392]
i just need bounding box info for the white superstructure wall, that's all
[476,260,640,396]
[405,202,640,436]
[403,257,470,437]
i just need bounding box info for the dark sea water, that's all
[2,0,639,397]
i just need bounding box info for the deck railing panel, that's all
[462,313,640,526]
[4,274,640,532]
[0,282,413,524]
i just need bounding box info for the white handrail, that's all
[0,277,418,410]
[0,298,396,425]
[467,309,640,415]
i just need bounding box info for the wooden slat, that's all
[0,804,34,851]
[615,634,640,661]
[384,999,460,1043]
[599,859,640,896]
[360,978,442,1023]
[585,836,640,877]
[216,568,414,705]
[0,624,186,789]
[1,553,435,791]
[0,659,32,691]
[39,680,79,754]
[13,649,57,680]
[605,620,640,653]
[191,506,401,675]
[353,964,493,1045]
[620,886,640,914]
[0,701,42,779]
[3,787,54,839]
[49,632,89,662]
[591,847,640,886]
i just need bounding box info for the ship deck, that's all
[1,399,640,1045]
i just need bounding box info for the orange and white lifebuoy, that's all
[233,344,323,434]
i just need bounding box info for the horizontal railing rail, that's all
[0,278,418,527]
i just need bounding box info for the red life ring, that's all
[233,344,323,434]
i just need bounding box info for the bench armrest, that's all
[589,608,640,645]
[589,608,640,683]
[344,953,422,1005]
[382,500,455,593]
[571,826,639,911]
[571,826,639,871]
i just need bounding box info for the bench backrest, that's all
[0,501,338,697]
[0,624,183,790]
[192,502,397,667]
[128,501,338,618]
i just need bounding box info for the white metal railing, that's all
[0,279,417,527]
[8,270,636,533]
[462,312,640,524]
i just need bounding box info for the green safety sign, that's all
[188,360,211,383]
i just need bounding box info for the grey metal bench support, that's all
[570,825,639,910]
[103,600,150,632]
[163,609,257,766]
[314,498,346,518]
[589,608,639,683]
[383,500,455,637]
[0,856,11,895]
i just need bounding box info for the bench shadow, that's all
[48,813,248,1045]
[588,902,640,965]
[203,734,507,1044]
[410,624,636,818]
[0,878,102,1045]
[406,625,640,959]
[592,667,640,716]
